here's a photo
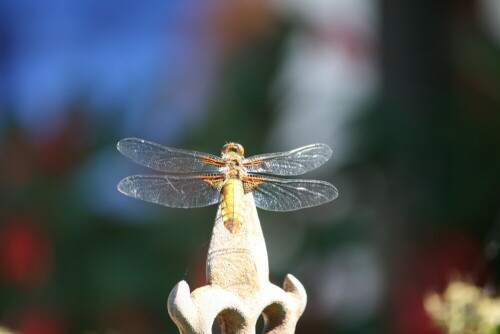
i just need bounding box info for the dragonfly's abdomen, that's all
[220,178,245,234]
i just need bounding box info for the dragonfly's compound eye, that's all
[221,143,244,156]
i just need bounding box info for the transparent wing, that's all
[117,174,223,208]
[117,138,225,173]
[245,175,338,212]
[242,143,332,176]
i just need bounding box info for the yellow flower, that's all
[424,280,500,334]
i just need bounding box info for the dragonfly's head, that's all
[221,142,244,158]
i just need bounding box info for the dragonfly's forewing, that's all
[118,174,223,208]
[245,174,338,212]
[117,138,225,173]
[242,143,332,176]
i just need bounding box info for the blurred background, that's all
[0,0,499,333]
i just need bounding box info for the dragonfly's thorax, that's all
[221,144,246,180]
[224,160,246,180]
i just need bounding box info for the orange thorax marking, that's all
[202,156,225,166]
[220,178,245,234]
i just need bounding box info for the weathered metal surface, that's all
[168,194,307,334]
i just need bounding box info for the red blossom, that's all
[17,310,65,334]
[0,217,52,287]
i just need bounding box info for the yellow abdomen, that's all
[220,178,246,233]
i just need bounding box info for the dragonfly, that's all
[117,138,338,234]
